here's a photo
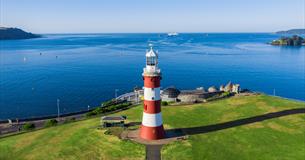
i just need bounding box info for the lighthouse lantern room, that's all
[140,45,165,140]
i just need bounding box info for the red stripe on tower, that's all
[140,45,165,140]
[143,100,161,114]
[143,76,160,88]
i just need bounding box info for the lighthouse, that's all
[140,45,165,140]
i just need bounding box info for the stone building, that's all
[159,82,241,103]
[177,90,206,103]
[223,81,241,93]
[208,86,218,92]
[161,87,181,102]
[101,116,126,128]
[219,85,225,91]
[196,87,206,92]
[177,89,221,103]
[224,81,233,92]
[232,84,240,93]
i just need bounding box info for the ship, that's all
[167,32,179,36]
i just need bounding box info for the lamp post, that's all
[115,89,119,99]
[135,92,139,104]
[57,99,60,120]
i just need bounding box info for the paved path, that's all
[146,145,162,160]
[0,115,84,136]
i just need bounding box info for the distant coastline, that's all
[0,27,41,40]
[276,29,305,34]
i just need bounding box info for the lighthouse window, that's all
[147,57,156,66]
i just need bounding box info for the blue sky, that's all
[0,0,304,33]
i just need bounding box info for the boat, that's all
[167,32,179,36]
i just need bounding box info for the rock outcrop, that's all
[0,27,41,40]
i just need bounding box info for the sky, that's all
[0,0,304,33]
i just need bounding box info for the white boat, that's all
[167,32,179,36]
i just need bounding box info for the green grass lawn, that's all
[0,94,304,160]
[159,95,305,160]
[0,117,145,160]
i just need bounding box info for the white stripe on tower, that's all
[144,87,161,101]
[142,112,163,127]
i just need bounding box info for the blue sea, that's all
[0,33,304,120]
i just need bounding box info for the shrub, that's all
[103,102,131,112]
[161,101,168,106]
[44,119,58,127]
[64,117,76,123]
[93,107,102,114]
[101,99,116,107]
[104,130,112,135]
[222,91,231,97]
[87,102,132,117]
[86,107,104,117]
[86,111,97,117]
[22,123,35,131]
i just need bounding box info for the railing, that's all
[143,68,161,76]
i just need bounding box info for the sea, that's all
[0,33,304,120]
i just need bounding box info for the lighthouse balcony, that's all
[143,68,161,76]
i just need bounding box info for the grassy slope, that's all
[159,95,305,160]
[0,94,304,160]
[0,117,145,160]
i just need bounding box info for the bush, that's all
[222,91,231,97]
[64,117,76,123]
[93,107,102,114]
[161,101,168,106]
[104,130,112,135]
[86,107,103,117]
[101,99,116,107]
[86,102,132,117]
[102,102,131,113]
[22,123,35,131]
[44,119,58,127]
[86,111,97,117]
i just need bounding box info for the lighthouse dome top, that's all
[146,46,158,58]
[143,45,161,76]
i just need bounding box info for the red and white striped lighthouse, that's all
[140,45,165,140]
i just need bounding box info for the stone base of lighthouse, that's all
[140,125,165,140]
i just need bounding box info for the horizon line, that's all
[38,32,278,34]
